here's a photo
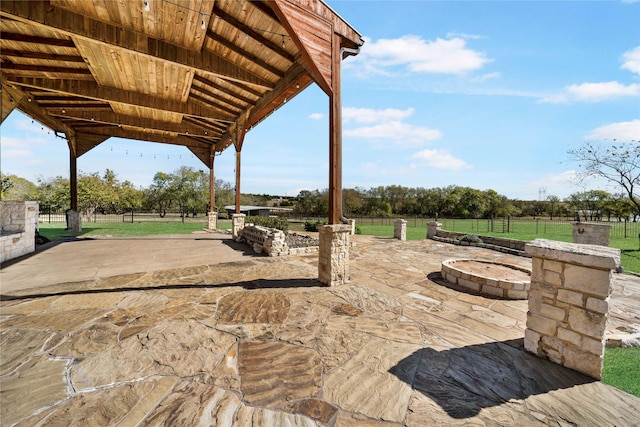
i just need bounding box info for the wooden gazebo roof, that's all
[0,0,363,166]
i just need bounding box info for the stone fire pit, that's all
[441,259,531,299]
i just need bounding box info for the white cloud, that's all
[0,148,34,159]
[586,119,640,141]
[343,107,414,123]
[345,121,442,148]
[472,72,501,83]
[445,32,485,40]
[308,113,324,120]
[621,46,640,74]
[410,149,472,171]
[541,81,640,103]
[352,35,491,75]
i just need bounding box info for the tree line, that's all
[1,167,274,220]
[2,169,638,222]
[292,186,638,221]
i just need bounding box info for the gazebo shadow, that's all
[389,339,594,419]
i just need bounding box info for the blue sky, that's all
[1,0,639,200]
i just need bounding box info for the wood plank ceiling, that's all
[0,0,363,166]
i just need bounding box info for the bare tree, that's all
[568,141,640,217]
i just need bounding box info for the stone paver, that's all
[1,233,639,426]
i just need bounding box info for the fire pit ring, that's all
[441,259,531,300]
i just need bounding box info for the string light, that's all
[144,0,150,12]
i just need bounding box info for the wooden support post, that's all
[67,133,78,211]
[235,149,241,214]
[328,33,343,225]
[209,152,215,212]
[233,124,245,214]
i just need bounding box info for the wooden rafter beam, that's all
[205,30,285,78]
[0,49,85,63]
[0,1,275,90]
[189,92,239,117]
[190,84,246,111]
[211,5,295,63]
[0,63,91,74]
[193,74,256,106]
[0,32,75,47]
[6,77,237,122]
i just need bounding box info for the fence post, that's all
[131,208,134,223]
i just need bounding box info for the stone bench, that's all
[239,224,288,256]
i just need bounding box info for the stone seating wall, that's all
[432,228,527,256]
[1,201,39,263]
[239,224,318,257]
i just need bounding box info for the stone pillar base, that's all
[394,219,407,241]
[524,239,620,379]
[318,224,351,286]
[232,213,245,240]
[572,222,612,246]
[66,209,82,232]
[208,211,218,231]
[427,221,441,239]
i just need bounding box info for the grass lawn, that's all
[38,219,232,240]
[602,348,640,397]
[357,222,640,273]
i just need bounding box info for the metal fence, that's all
[38,207,208,224]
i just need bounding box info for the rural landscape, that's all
[1,0,638,424]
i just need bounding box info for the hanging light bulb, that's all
[201,13,206,30]
[144,0,150,12]
[282,35,285,48]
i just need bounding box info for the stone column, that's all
[394,219,407,241]
[572,222,612,246]
[208,211,218,231]
[66,209,82,232]
[524,239,620,379]
[347,218,356,235]
[427,221,441,239]
[232,213,245,240]
[318,224,351,286]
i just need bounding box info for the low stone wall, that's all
[239,225,318,257]
[1,201,39,263]
[432,229,527,256]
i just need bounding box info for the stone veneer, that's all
[1,201,38,263]
[524,238,620,379]
[208,211,217,231]
[318,224,351,286]
[572,222,611,246]
[231,213,245,239]
[394,219,407,241]
[66,209,82,232]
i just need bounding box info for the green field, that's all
[357,220,640,274]
[38,219,232,241]
[602,347,640,397]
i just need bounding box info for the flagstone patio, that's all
[1,233,639,426]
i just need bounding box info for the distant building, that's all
[223,205,293,217]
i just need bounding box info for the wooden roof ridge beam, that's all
[6,77,237,122]
[211,5,295,62]
[49,110,223,136]
[0,1,275,91]
[76,127,214,150]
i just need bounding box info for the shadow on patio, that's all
[389,339,594,419]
